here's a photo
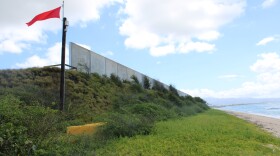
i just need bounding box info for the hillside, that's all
[0,67,209,155]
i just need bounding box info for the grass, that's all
[0,68,209,155]
[96,109,280,156]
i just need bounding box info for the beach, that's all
[225,110,280,138]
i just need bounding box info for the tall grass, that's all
[96,109,280,156]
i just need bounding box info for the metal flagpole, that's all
[62,0,64,19]
[60,0,68,111]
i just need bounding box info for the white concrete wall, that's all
[70,43,91,73]
[70,42,188,96]
[91,52,106,75]
[105,59,118,77]
[117,64,128,80]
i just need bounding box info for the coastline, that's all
[223,110,280,138]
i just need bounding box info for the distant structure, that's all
[69,42,187,96]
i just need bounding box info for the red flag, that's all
[26,6,61,26]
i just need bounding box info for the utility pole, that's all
[60,17,69,111]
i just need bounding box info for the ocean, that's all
[216,102,280,119]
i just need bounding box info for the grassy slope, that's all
[0,67,209,155]
[96,109,280,156]
[3,68,279,155]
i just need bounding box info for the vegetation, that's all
[152,80,168,93]
[96,109,280,155]
[169,84,179,96]
[0,67,209,155]
[143,76,151,89]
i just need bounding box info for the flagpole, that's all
[60,0,68,111]
[62,0,65,19]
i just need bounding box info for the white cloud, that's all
[64,0,122,27]
[183,52,280,98]
[262,0,277,8]
[150,45,176,57]
[0,40,29,54]
[0,0,121,54]
[16,42,69,68]
[256,36,276,46]
[119,0,245,56]
[182,88,218,98]
[250,53,280,73]
[178,41,215,54]
[197,31,221,41]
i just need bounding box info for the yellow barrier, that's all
[67,122,105,135]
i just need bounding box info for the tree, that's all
[169,85,179,96]
[131,75,139,84]
[143,76,150,89]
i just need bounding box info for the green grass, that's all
[96,109,280,156]
[0,68,209,155]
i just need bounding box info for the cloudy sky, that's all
[0,0,279,98]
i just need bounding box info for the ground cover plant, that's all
[96,109,280,156]
[0,67,209,155]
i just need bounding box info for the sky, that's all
[0,0,280,98]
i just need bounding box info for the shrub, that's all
[128,103,175,121]
[168,93,183,107]
[0,95,35,155]
[99,112,153,138]
[130,83,143,93]
[143,76,151,89]
[169,85,179,96]
[195,100,210,110]
[131,75,139,84]
[110,74,123,87]
[0,123,34,155]
[22,106,61,139]
[174,105,199,116]
[0,95,63,155]
[152,80,168,93]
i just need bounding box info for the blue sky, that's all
[0,0,280,98]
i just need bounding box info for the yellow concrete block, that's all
[67,122,105,135]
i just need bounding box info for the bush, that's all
[110,74,123,87]
[168,93,184,107]
[174,105,200,116]
[0,95,63,155]
[169,85,179,96]
[128,103,175,121]
[22,106,61,139]
[0,95,35,155]
[0,123,34,155]
[131,75,139,84]
[99,112,153,138]
[143,76,151,89]
[129,83,143,93]
[152,80,168,93]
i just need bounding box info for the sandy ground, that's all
[224,110,280,138]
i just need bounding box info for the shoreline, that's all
[223,110,280,138]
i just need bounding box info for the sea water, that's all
[218,102,280,119]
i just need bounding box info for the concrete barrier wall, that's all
[91,52,105,75]
[70,42,188,96]
[70,44,91,73]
